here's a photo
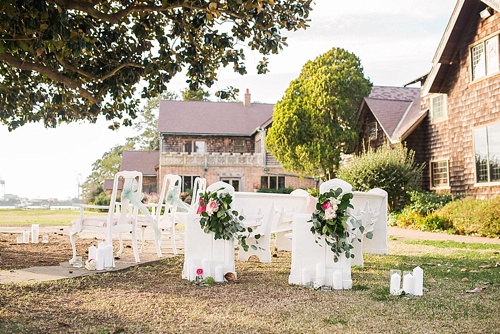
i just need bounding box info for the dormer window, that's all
[471,35,499,81]
[430,94,447,122]
[368,122,378,140]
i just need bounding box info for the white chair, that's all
[69,171,143,264]
[138,174,182,256]
[182,181,237,281]
[174,177,206,224]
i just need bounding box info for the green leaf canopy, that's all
[0,0,312,130]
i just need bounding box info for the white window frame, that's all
[474,123,500,184]
[368,122,378,140]
[430,160,450,189]
[430,94,447,123]
[471,35,500,81]
[184,140,205,153]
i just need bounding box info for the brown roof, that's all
[423,0,481,94]
[158,100,274,136]
[361,86,426,143]
[120,151,159,175]
[103,179,123,191]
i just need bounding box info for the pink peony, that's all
[197,198,206,214]
[206,200,219,216]
[321,201,332,210]
[196,268,204,276]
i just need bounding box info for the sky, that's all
[0,0,457,200]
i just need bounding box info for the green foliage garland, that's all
[197,188,258,252]
[309,187,367,262]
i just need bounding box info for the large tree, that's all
[265,47,372,180]
[0,0,312,130]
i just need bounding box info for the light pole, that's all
[75,172,83,199]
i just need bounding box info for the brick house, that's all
[157,90,316,192]
[358,0,500,198]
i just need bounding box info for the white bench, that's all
[233,192,309,262]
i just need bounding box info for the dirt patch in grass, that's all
[0,231,96,270]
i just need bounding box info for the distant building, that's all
[157,89,316,192]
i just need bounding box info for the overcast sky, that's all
[0,0,457,200]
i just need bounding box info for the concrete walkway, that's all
[1,226,498,285]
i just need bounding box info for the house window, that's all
[234,139,244,153]
[474,123,500,183]
[472,35,499,81]
[220,178,240,191]
[261,176,285,189]
[430,161,449,188]
[430,94,447,122]
[181,175,200,192]
[368,122,378,140]
[195,141,205,153]
[184,141,205,153]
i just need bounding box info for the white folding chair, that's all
[69,171,143,264]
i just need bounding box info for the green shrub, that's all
[392,208,425,228]
[418,212,451,232]
[437,196,500,237]
[336,142,424,211]
[407,190,456,215]
[392,209,451,232]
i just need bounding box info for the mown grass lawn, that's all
[0,235,498,334]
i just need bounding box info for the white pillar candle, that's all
[31,224,39,243]
[88,245,97,261]
[189,265,198,281]
[402,272,414,294]
[333,270,343,290]
[214,264,224,282]
[390,271,401,295]
[96,242,106,270]
[315,262,325,285]
[413,266,424,296]
[301,268,311,285]
[202,259,211,278]
[23,230,30,243]
[104,243,114,269]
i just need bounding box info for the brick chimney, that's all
[243,88,251,107]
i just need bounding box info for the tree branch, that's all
[0,53,99,104]
[55,55,143,82]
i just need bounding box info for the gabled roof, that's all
[120,151,159,175]
[423,0,485,94]
[158,100,274,136]
[361,86,426,143]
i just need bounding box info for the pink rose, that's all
[206,200,219,216]
[196,268,204,276]
[321,201,332,210]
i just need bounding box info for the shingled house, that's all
[157,90,315,192]
[358,0,500,198]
